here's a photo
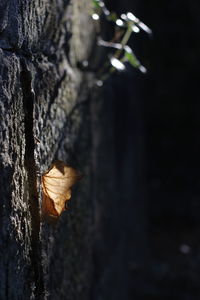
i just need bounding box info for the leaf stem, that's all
[114,23,133,58]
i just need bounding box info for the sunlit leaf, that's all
[42,160,82,218]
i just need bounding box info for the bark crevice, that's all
[20,59,44,298]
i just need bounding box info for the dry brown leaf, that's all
[42,160,82,218]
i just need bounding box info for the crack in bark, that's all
[20,58,45,299]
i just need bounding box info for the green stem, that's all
[98,22,134,81]
[114,23,133,58]
[103,23,133,77]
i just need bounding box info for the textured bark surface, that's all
[0,1,95,299]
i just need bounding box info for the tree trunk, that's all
[0,1,95,299]
[0,1,148,299]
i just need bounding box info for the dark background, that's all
[101,0,200,299]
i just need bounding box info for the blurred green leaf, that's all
[93,0,101,9]
[124,49,140,68]
[123,46,147,73]
[107,12,118,22]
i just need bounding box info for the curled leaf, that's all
[42,160,82,218]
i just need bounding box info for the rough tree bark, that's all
[0,0,144,299]
[0,1,95,299]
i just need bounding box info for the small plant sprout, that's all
[92,0,110,18]
[91,0,151,81]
